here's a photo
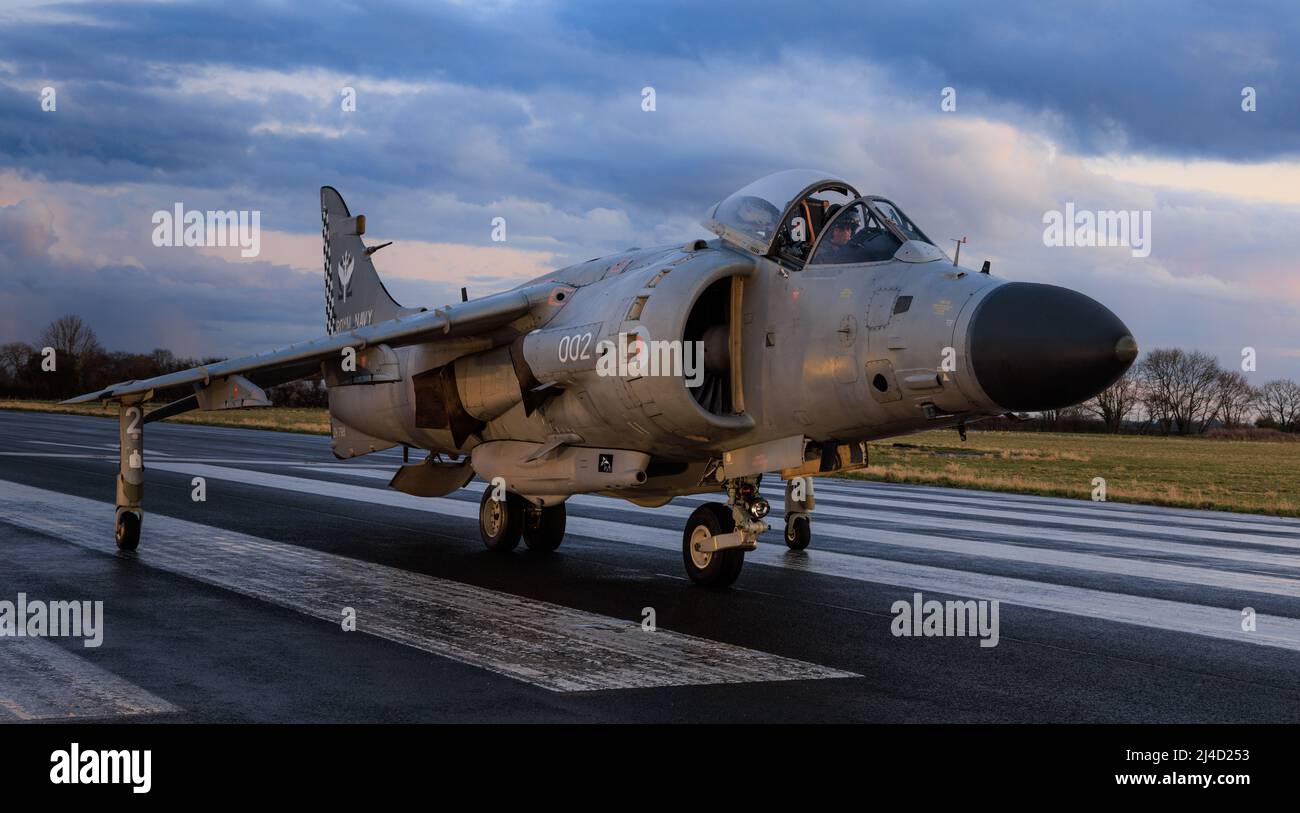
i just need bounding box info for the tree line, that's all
[1032,347,1300,436]
[0,314,327,407]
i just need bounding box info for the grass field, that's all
[854,429,1300,517]
[0,399,330,435]
[4,399,1297,517]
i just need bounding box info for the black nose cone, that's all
[970,282,1137,412]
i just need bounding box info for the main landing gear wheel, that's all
[479,488,525,552]
[523,503,566,552]
[115,511,141,551]
[784,515,811,550]
[682,503,745,588]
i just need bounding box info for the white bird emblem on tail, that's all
[336,251,354,302]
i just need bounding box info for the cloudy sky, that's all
[2,0,1298,380]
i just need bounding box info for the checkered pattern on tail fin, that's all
[322,202,337,334]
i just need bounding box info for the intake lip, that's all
[969,282,1136,412]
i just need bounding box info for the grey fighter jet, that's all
[66,170,1138,587]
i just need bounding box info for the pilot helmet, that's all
[831,207,860,230]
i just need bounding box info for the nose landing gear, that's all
[682,478,769,588]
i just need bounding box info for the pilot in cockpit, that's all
[814,205,860,264]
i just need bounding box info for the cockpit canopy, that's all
[702,170,858,256]
[702,170,941,265]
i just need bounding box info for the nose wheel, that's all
[682,504,745,588]
[682,478,769,588]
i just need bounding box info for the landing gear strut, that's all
[682,478,769,588]
[523,503,566,552]
[115,399,146,551]
[783,476,815,551]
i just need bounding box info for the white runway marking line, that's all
[805,479,1300,533]
[0,637,179,721]
[766,482,1300,540]
[0,480,855,693]
[301,465,1300,593]
[0,453,342,466]
[769,476,1300,533]
[155,462,1300,652]
[307,464,1300,541]
[26,440,122,452]
[735,493,1300,570]
[0,452,114,458]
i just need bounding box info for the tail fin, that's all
[321,187,421,334]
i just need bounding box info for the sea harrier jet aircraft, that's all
[66,170,1137,586]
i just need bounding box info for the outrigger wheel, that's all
[784,514,811,550]
[682,503,745,588]
[115,510,142,552]
[523,503,566,552]
[479,487,525,552]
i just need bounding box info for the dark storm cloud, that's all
[557,0,1300,161]
[3,0,1295,218]
[5,1,1296,204]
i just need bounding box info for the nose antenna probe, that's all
[950,236,967,266]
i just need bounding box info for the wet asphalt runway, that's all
[1,409,1298,723]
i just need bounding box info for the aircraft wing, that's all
[63,279,570,407]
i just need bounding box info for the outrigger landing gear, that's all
[682,478,769,588]
[115,399,146,551]
[783,476,815,551]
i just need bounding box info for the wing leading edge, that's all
[63,280,572,406]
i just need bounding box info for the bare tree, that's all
[1085,370,1140,432]
[37,314,105,395]
[40,314,101,359]
[1136,348,1222,434]
[1136,348,1176,433]
[1257,379,1300,431]
[150,348,177,373]
[0,342,33,380]
[1211,370,1257,428]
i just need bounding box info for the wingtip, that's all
[60,393,102,405]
